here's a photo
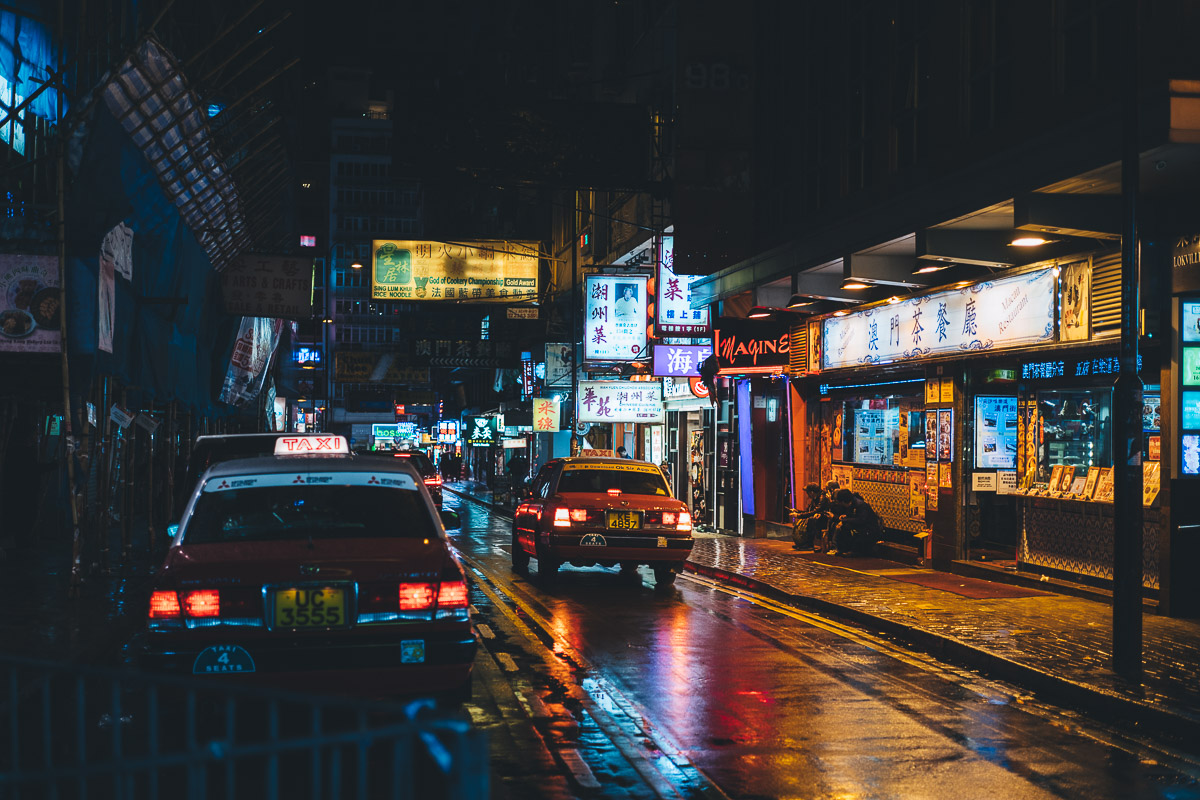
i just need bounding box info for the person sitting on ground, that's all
[791,483,830,550]
[828,488,882,557]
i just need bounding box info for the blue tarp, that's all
[66,101,241,415]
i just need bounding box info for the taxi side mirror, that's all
[439,509,461,530]
[166,523,180,540]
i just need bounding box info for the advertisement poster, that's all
[939,462,953,489]
[925,380,939,404]
[940,378,954,403]
[937,409,953,461]
[908,471,926,521]
[1183,392,1200,429]
[0,254,59,353]
[1184,435,1200,476]
[371,239,538,303]
[532,398,560,432]
[1184,301,1200,343]
[545,343,573,387]
[807,320,822,374]
[584,273,649,362]
[220,253,314,320]
[655,235,710,335]
[1184,348,1200,386]
[1059,259,1091,341]
[975,396,1018,469]
[823,268,1055,368]
[831,464,853,492]
[925,461,939,510]
[577,380,663,423]
[219,317,284,406]
[925,411,938,457]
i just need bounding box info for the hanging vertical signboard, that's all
[584,273,649,362]
[1059,258,1091,342]
[0,254,59,353]
[654,235,710,335]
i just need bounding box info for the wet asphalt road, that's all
[445,492,1200,800]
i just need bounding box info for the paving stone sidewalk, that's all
[445,481,1200,742]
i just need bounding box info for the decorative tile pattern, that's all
[853,471,924,534]
[1018,498,1160,589]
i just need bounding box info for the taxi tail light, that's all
[516,502,542,519]
[677,510,692,531]
[607,488,622,497]
[149,590,181,619]
[425,475,443,487]
[183,589,221,618]
[437,580,469,608]
[662,511,677,525]
[399,582,436,611]
[553,507,571,527]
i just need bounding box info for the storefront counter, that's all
[1015,493,1161,590]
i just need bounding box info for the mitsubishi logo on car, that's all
[300,564,320,576]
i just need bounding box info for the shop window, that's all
[1029,389,1111,482]
[834,393,924,466]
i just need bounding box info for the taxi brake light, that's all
[149,590,181,619]
[607,488,621,496]
[662,511,677,525]
[553,507,571,527]
[677,510,692,531]
[425,475,443,486]
[569,508,588,523]
[183,589,221,618]
[437,581,469,608]
[399,582,435,610]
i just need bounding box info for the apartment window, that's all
[964,0,1017,135]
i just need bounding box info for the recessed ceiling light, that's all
[1011,236,1048,247]
[833,310,849,316]
[842,280,870,290]
[913,264,945,274]
[886,296,901,304]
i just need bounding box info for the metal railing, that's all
[0,656,487,799]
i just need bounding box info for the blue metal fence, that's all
[0,656,487,799]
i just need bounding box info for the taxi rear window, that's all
[557,468,669,496]
[184,485,437,544]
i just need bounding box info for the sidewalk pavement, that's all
[445,480,1200,744]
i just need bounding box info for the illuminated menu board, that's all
[1183,299,1200,476]
[975,396,1018,469]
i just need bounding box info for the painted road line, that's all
[475,623,495,640]
[495,652,519,672]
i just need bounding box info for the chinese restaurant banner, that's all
[822,268,1056,370]
[532,398,561,432]
[655,235,710,335]
[713,317,790,374]
[577,380,664,423]
[220,254,314,320]
[0,254,60,353]
[1059,259,1091,342]
[545,342,573,387]
[584,273,648,361]
[219,317,284,406]
[652,343,713,377]
[465,416,499,446]
[371,239,538,303]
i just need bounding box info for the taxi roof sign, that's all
[274,435,350,456]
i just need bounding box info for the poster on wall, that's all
[908,471,926,521]
[925,412,938,458]
[1184,348,1200,386]
[0,254,60,353]
[831,464,853,491]
[1059,259,1091,342]
[1184,300,1200,343]
[925,380,939,404]
[545,343,574,387]
[832,409,844,460]
[807,320,822,374]
[925,460,939,510]
[584,273,649,361]
[974,396,1018,469]
[937,409,953,461]
[939,462,953,489]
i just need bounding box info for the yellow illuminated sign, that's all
[562,463,661,474]
[371,239,539,303]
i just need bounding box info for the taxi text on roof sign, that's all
[274,435,349,455]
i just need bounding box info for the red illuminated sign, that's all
[713,318,790,374]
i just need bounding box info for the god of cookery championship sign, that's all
[371,240,538,303]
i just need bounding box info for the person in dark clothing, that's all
[791,483,830,550]
[829,488,882,556]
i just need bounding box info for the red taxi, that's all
[138,434,476,701]
[511,457,693,588]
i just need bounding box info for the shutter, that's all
[1090,252,1122,338]
[789,322,809,374]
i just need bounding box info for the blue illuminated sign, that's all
[1022,354,1140,380]
[294,347,321,364]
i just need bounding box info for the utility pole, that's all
[1113,0,1144,679]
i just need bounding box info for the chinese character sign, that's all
[651,343,713,377]
[220,254,314,320]
[545,342,573,386]
[822,268,1055,369]
[371,239,538,303]
[532,398,561,432]
[584,274,648,361]
[577,380,664,423]
[655,235,710,335]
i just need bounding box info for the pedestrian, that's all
[790,483,830,550]
[828,488,882,557]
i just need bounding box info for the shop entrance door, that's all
[714,384,739,532]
